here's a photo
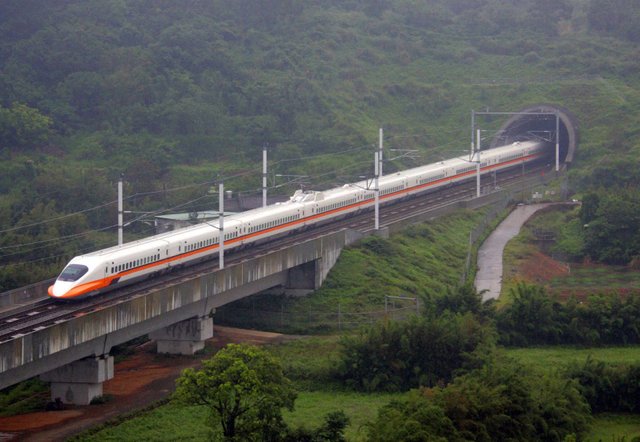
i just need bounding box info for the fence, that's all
[215,303,420,334]
[460,192,512,284]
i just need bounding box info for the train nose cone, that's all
[48,282,70,298]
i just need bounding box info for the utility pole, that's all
[378,127,384,177]
[555,112,560,172]
[374,151,380,230]
[470,109,475,161]
[219,179,224,270]
[476,129,481,198]
[118,173,124,246]
[262,144,268,207]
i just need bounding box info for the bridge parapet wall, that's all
[0,279,54,311]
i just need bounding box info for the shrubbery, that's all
[338,313,492,392]
[580,189,640,265]
[496,282,640,346]
[366,356,591,442]
[565,357,640,413]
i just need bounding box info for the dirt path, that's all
[0,326,300,441]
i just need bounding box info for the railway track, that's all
[0,163,552,342]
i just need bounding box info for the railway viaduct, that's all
[0,105,578,404]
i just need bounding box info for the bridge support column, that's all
[40,355,114,405]
[150,316,213,355]
[285,259,322,296]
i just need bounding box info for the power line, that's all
[0,193,213,256]
[0,200,118,235]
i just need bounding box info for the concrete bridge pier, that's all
[40,355,114,405]
[150,316,214,355]
[285,259,322,296]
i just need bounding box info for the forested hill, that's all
[0,0,639,290]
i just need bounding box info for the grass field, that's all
[75,343,640,441]
[549,264,640,294]
[588,414,640,442]
[283,391,403,441]
[75,391,403,441]
[504,346,640,441]
[506,346,640,374]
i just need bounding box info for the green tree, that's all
[366,391,459,442]
[174,344,297,441]
[579,192,600,225]
[366,357,590,441]
[284,410,350,442]
[496,283,564,346]
[338,314,493,392]
[0,102,52,150]
[431,283,492,318]
[582,190,640,264]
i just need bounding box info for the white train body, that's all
[48,141,548,299]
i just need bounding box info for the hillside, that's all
[1,0,640,289]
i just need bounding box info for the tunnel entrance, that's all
[486,104,579,168]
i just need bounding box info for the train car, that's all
[48,140,550,300]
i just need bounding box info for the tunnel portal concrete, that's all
[488,104,579,168]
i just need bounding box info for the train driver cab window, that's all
[58,264,89,282]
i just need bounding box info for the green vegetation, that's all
[77,390,397,442]
[338,313,491,392]
[175,344,297,441]
[549,265,640,293]
[215,209,487,332]
[580,189,640,265]
[506,346,640,374]
[5,0,640,439]
[0,378,49,417]
[497,282,640,346]
[2,0,640,290]
[587,414,640,442]
[366,356,591,442]
[282,392,399,442]
[75,403,210,441]
[565,358,640,414]
[266,336,343,391]
[503,203,640,298]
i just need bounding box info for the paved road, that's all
[475,203,566,301]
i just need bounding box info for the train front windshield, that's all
[58,264,89,282]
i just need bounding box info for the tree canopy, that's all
[366,356,591,442]
[174,343,297,441]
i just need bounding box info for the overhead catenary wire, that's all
[0,193,214,256]
[0,107,607,267]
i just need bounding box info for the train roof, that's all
[74,140,547,261]
[231,200,302,222]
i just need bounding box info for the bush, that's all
[366,356,591,441]
[565,357,640,413]
[338,314,493,392]
[497,283,640,346]
[89,394,114,405]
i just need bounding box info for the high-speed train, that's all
[48,140,549,299]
